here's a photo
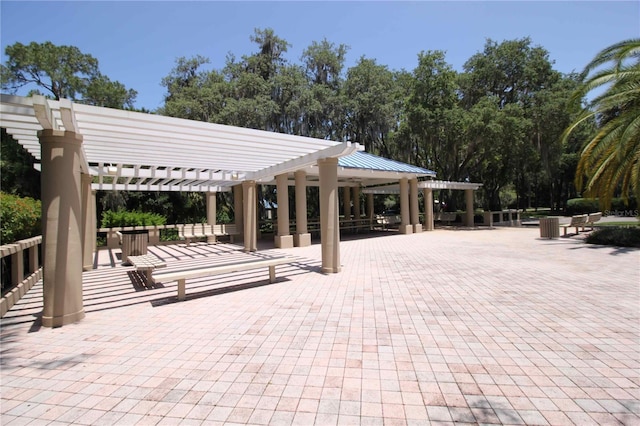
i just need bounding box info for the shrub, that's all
[585,227,640,248]
[567,197,638,216]
[0,192,41,243]
[566,198,600,215]
[101,210,166,228]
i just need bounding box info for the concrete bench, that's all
[152,256,291,301]
[212,224,240,243]
[560,214,588,236]
[435,212,457,224]
[127,254,167,282]
[179,224,215,246]
[179,224,240,245]
[583,212,602,231]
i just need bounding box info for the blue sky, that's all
[1,1,638,111]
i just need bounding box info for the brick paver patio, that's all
[1,227,638,425]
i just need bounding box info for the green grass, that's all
[594,221,640,227]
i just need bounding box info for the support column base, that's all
[274,235,294,249]
[412,225,423,233]
[294,233,311,247]
[399,224,413,234]
[321,266,341,274]
[42,309,85,328]
[83,264,93,271]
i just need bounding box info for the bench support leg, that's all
[178,278,186,301]
[145,269,152,284]
[269,265,276,283]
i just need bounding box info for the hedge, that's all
[0,192,41,244]
[101,210,167,228]
[585,227,640,248]
[566,197,638,216]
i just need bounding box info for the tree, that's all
[1,41,136,108]
[1,129,40,199]
[564,38,640,208]
[460,38,561,209]
[301,39,349,139]
[344,57,396,155]
[402,51,462,174]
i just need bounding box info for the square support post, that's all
[423,188,434,231]
[234,184,244,244]
[81,173,94,271]
[275,173,293,248]
[343,185,351,220]
[465,189,475,227]
[207,191,217,243]
[410,178,422,233]
[242,181,257,252]
[294,170,311,247]
[399,177,412,234]
[318,158,341,273]
[40,129,85,327]
[367,193,374,229]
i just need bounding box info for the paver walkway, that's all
[1,227,638,425]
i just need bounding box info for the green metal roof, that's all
[339,151,435,176]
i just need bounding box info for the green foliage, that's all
[344,57,397,155]
[1,129,40,199]
[585,227,640,248]
[565,38,640,208]
[1,41,136,108]
[567,197,637,215]
[217,209,232,224]
[566,198,601,215]
[0,192,41,243]
[100,210,166,228]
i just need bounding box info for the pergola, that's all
[362,180,483,230]
[1,94,480,327]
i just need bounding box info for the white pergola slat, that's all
[362,180,482,194]
[1,95,359,191]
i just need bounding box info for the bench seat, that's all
[152,256,290,301]
[179,224,240,245]
[560,214,588,236]
[583,212,602,231]
[127,254,167,282]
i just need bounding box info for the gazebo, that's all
[1,94,481,327]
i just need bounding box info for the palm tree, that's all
[563,38,640,209]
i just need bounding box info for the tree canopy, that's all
[2,32,628,217]
[161,32,586,211]
[1,41,137,109]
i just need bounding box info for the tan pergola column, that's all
[40,129,85,327]
[399,177,412,234]
[318,158,341,273]
[81,174,95,271]
[242,181,257,252]
[353,186,361,219]
[465,188,474,227]
[367,193,374,228]
[234,184,244,242]
[410,178,422,233]
[423,188,434,231]
[275,174,293,248]
[342,185,351,220]
[207,191,217,243]
[294,170,311,247]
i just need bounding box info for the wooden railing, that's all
[1,236,43,317]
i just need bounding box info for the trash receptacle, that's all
[121,230,149,264]
[539,217,560,239]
